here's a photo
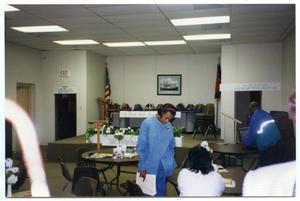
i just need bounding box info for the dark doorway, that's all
[55,94,77,140]
[235,91,262,137]
[5,120,12,158]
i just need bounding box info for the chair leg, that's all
[62,180,69,191]
[122,190,129,196]
[102,172,110,189]
[192,127,197,139]
[204,128,209,140]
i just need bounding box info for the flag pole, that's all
[215,57,221,129]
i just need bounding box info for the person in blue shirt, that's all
[136,103,177,196]
[243,102,281,151]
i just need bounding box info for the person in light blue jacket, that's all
[136,103,177,196]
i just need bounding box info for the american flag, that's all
[104,66,111,116]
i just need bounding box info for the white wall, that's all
[282,29,295,111]
[5,45,107,146]
[41,50,88,141]
[107,53,220,107]
[5,42,44,149]
[86,51,106,126]
[221,42,282,143]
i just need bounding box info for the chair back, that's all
[260,111,296,165]
[204,103,215,116]
[175,147,190,168]
[127,180,144,196]
[58,156,72,181]
[72,167,102,193]
[73,176,98,196]
[76,147,91,167]
[238,127,249,143]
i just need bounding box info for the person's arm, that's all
[136,120,149,178]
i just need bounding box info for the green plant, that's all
[173,126,185,137]
[85,128,97,143]
[127,128,140,135]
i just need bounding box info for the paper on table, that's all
[124,152,138,158]
[136,172,156,196]
[224,178,236,188]
[89,153,112,159]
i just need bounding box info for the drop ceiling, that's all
[5,4,295,56]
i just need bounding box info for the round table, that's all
[82,150,139,194]
[210,143,258,171]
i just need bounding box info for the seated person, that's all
[243,102,281,151]
[177,146,225,196]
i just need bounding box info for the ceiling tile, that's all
[5,4,295,55]
[88,5,160,16]
[163,7,230,19]
[103,13,166,23]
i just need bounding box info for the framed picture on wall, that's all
[157,74,182,95]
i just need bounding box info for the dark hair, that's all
[157,103,176,117]
[188,146,214,175]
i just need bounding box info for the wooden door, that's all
[16,84,33,152]
[17,85,32,117]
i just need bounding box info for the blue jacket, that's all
[136,116,177,177]
[243,108,281,151]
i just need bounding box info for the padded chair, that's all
[58,156,73,191]
[72,167,105,196]
[127,180,144,196]
[72,176,98,197]
[76,147,112,188]
[238,127,248,143]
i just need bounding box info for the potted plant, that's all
[173,126,185,147]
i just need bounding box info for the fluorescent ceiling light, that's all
[53,40,99,45]
[5,5,20,12]
[103,42,145,47]
[11,25,68,33]
[171,16,230,26]
[144,40,186,46]
[183,33,231,41]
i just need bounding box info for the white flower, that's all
[110,126,113,128]
[7,175,18,184]
[5,158,13,168]
[11,167,19,174]
[128,127,131,129]
[131,129,134,132]
[115,131,124,136]
[6,167,19,174]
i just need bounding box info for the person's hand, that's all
[139,170,147,181]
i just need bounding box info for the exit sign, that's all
[59,69,71,77]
